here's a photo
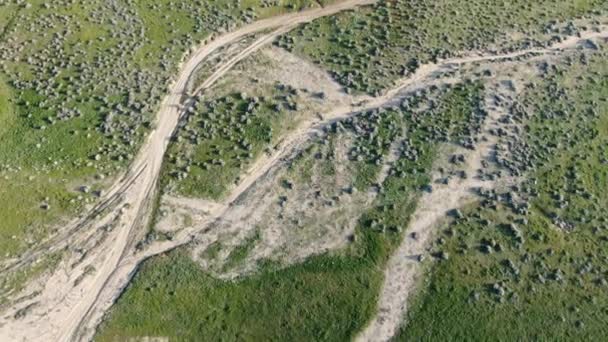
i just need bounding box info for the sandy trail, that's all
[0,3,605,340]
[356,83,510,342]
[356,30,608,342]
[163,196,225,214]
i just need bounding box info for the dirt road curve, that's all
[0,1,375,341]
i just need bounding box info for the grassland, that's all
[278,0,607,95]
[0,76,13,148]
[399,51,608,340]
[221,230,261,272]
[5,0,607,338]
[97,245,383,341]
[96,83,484,340]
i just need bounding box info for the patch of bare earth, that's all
[187,130,388,278]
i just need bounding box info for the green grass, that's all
[96,245,384,342]
[0,174,81,258]
[399,50,608,340]
[200,241,223,262]
[0,2,19,40]
[278,0,607,95]
[0,76,95,257]
[400,210,608,341]
[96,84,484,340]
[0,76,13,141]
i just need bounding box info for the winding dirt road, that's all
[0,0,606,340]
[0,1,376,341]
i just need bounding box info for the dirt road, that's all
[0,1,376,341]
[0,1,605,339]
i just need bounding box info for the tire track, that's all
[0,2,378,341]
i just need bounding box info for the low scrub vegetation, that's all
[277,0,607,95]
[399,51,608,340]
[163,84,302,199]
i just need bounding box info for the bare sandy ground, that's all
[193,132,403,279]
[260,46,352,103]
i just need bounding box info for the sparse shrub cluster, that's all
[164,84,300,199]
